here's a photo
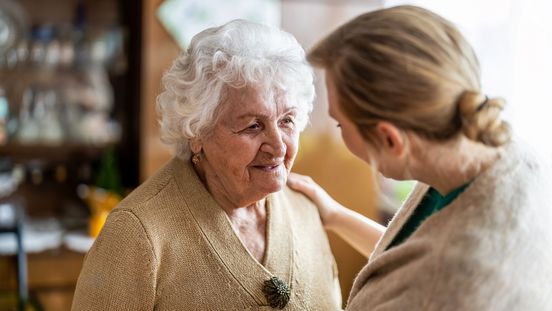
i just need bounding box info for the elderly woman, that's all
[72,20,341,310]
[288,5,552,310]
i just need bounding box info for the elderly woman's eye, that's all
[247,122,262,130]
[281,117,295,126]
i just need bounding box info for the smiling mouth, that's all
[252,164,281,172]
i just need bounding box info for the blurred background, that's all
[0,0,550,310]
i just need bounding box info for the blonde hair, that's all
[309,5,511,147]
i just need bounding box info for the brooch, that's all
[262,276,291,309]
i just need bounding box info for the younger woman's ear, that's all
[375,122,405,156]
[189,139,202,154]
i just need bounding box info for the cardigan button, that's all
[262,276,290,309]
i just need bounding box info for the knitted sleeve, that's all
[72,210,157,311]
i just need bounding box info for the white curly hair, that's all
[157,19,315,159]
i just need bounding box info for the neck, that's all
[411,137,501,196]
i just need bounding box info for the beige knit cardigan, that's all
[347,142,552,310]
[72,158,341,311]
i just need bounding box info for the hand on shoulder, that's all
[287,172,344,230]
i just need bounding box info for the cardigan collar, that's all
[171,157,295,306]
[369,182,429,261]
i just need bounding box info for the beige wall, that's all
[281,0,382,134]
[280,2,383,300]
[140,0,178,178]
[141,0,383,305]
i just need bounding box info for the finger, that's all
[287,176,305,190]
[287,173,302,185]
[289,172,307,179]
[288,173,310,186]
[290,172,317,184]
[287,178,297,187]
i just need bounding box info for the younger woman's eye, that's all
[336,123,342,128]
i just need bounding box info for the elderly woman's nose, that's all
[261,127,286,157]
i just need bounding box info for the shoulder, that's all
[460,140,552,221]
[116,158,180,213]
[93,209,153,253]
[113,157,204,227]
[273,185,327,236]
[82,209,158,279]
[105,157,201,247]
[278,185,319,216]
[488,140,551,191]
[281,185,316,204]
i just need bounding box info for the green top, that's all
[387,183,470,250]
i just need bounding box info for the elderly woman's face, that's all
[200,86,300,204]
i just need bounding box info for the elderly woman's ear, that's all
[189,139,202,155]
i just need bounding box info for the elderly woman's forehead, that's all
[223,86,297,109]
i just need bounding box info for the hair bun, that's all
[458,91,511,147]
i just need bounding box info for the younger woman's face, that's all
[325,72,415,181]
[325,73,372,164]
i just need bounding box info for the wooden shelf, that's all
[0,247,85,289]
[0,247,85,310]
[0,143,113,163]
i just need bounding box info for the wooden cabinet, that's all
[0,0,142,309]
[0,248,84,310]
